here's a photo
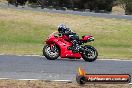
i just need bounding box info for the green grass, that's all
[0,20,54,55]
[0,8,132,59]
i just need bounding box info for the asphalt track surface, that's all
[0,3,132,20]
[0,55,132,82]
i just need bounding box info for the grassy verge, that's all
[0,80,131,88]
[0,8,132,59]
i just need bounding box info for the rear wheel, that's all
[82,45,98,62]
[43,45,59,60]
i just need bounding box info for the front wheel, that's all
[43,44,59,60]
[82,45,98,62]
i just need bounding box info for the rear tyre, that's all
[82,45,98,62]
[43,45,59,60]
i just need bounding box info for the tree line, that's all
[116,0,132,15]
[7,0,132,15]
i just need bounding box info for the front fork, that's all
[50,44,56,53]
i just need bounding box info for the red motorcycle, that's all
[43,31,98,62]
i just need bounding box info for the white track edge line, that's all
[0,54,132,61]
[0,78,10,80]
[0,78,72,82]
[50,80,72,82]
[0,78,132,84]
[17,79,40,80]
[129,83,132,85]
[98,59,132,61]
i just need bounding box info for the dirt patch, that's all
[0,0,7,3]
[0,80,131,88]
[112,6,125,15]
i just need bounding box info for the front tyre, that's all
[43,45,59,60]
[82,45,98,62]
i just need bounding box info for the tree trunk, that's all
[125,1,132,15]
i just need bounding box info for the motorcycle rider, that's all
[57,24,80,52]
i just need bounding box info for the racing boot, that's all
[72,44,80,53]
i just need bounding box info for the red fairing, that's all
[81,35,92,41]
[45,32,81,59]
